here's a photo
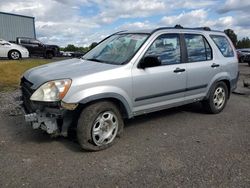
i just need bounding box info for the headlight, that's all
[30,79,72,102]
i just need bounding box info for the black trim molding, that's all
[135,84,207,102]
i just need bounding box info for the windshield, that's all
[82,33,149,65]
[0,39,10,45]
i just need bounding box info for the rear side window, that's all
[184,34,212,62]
[30,39,40,45]
[210,35,234,57]
[20,39,30,44]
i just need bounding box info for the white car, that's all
[0,39,29,60]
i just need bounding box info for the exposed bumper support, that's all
[24,111,59,134]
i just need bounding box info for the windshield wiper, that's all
[85,58,103,63]
[83,58,120,65]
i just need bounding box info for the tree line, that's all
[224,29,250,49]
[60,42,98,52]
[61,29,250,52]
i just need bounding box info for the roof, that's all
[0,11,34,19]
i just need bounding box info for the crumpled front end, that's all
[20,77,73,137]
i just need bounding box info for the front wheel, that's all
[202,82,228,114]
[9,50,21,60]
[77,101,124,151]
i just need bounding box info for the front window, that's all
[30,39,41,45]
[145,34,181,65]
[83,33,149,65]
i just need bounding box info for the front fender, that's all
[62,86,133,118]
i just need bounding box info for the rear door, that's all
[183,33,221,100]
[132,33,187,113]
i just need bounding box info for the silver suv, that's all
[21,26,239,151]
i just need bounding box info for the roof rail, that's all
[151,25,212,33]
[190,27,211,31]
[174,24,183,29]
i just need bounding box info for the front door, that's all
[132,33,187,113]
[29,39,44,56]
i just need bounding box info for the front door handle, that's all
[211,63,220,68]
[174,68,186,73]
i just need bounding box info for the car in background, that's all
[60,51,73,57]
[16,37,59,59]
[243,54,250,66]
[60,51,85,58]
[0,39,29,60]
[70,51,85,58]
[236,48,250,63]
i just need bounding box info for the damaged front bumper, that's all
[20,100,76,137]
[24,111,60,134]
[20,77,77,136]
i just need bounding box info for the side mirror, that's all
[140,55,161,69]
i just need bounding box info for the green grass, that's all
[0,58,62,92]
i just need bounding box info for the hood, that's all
[23,58,119,89]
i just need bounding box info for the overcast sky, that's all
[0,0,249,47]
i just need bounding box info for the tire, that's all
[8,50,21,60]
[248,62,250,67]
[202,82,228,114]
[45,51,53,59]
[239,56,245,63]
[77,101,124,151]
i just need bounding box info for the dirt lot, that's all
[0,64,249,188]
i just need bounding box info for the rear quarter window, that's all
[210,35,234,57]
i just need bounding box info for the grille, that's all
[20,77,35,113]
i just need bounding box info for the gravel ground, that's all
[0,64,249,188]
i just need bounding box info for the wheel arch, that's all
[205,78,231,100]
[78,93,133,119]
[8,49,22,59]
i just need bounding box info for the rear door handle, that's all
[211,63,220,68]
[174,68,186,73]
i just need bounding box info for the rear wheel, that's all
[202,82,228,114]
[77,101,124,151]
[8,50,21,60]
